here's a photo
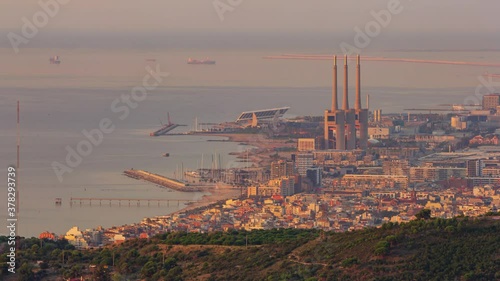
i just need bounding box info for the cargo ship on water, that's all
[187,58,216,65]
[49,56,61,64]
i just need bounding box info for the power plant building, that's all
[324,55,368,150]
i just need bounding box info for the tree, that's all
[118,261,131,274]
[374,241,390,256]
[112,273,124,281]
[39,262,49,269]
[92,265,112,281]
[166,266,183,281]
[31,244,40,253]
[415,209,432,220]
[18,263,35,281]
[141,261,157,278]
[68,265,84,278]
[163,257,178,271]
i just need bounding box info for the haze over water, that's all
[1,30,500,237]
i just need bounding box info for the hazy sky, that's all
[1,0,499,33]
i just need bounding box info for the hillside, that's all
[2,216,500,281]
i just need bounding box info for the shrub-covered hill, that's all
[2,217,500,281]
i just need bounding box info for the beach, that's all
[172,183,243,215]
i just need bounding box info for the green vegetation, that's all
[415,208,432,220]
[1,218,499,280]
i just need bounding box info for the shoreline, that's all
[196,133,295,168]
[171,183,242,215]
[49,133,289,237]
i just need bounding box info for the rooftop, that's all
[236,107,290,122]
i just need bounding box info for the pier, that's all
[69,197,195,207]
[150,124,181,136]
[123,169,204,192]
[149,113,186,136]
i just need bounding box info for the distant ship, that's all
[187,58,216,65]
[49,56,61,65]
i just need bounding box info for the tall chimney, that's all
[342,55,349,110]
[332,55,338,111]
[355,55,362,110]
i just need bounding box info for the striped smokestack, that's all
[355,55,362,110]
[342,55,349,110]
[332,55,338,111]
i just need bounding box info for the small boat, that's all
[163,153,170,157]
[187,58,216,65]
[49,56,61,65]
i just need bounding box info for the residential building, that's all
[306,167,323,186]
[270,160,294,179]
[383,160,409,176]
[295,153,314,176]
[467,159,484,177]
[482,94,500,110]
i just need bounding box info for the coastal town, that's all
[40,57,500,249]
[5,3,500,280]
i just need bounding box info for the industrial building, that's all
[373,109,383,123]
[297,138,316,152]
[324,55,368,150]
[368,127,392,139]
